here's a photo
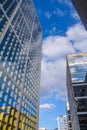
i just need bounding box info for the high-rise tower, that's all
[0,0,42,130]
[72,0,87,29]
[67,53,87,130]
[57,115,68,130]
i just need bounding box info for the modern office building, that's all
[67,53,87,130]
[0,106,37,130]
[66,101,72,130]
[57,115,68,130]
[0,0,42,130]
[72,0,87,29]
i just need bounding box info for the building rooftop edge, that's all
[67,52,87,57]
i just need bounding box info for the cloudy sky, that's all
[33,0,87,129]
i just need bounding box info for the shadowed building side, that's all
[72,0,87,30]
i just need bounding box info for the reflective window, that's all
[0,0,41,129]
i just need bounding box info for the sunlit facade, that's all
[57,115,68,130]
[0,106,37,130]
[67,53,87,130]
[72,0,87,29]
[66,101,72,130]
[0,0,42,130]
[39,128,46,130]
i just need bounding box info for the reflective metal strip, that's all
[75,96,87,100]
[77,112,87,115]
[0,0,22,43]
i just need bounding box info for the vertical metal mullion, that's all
[15,11,35,130]
[0,0,22,43]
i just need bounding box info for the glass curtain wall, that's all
[67,53,87,130]
[0,0,42,130]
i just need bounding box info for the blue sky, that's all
[33,0,79,38]
[33,0,87,130]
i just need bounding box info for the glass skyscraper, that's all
[67,53,87,130]
[0,0,42,130]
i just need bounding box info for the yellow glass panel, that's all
[23,116,26,121]
[15,111,18,118]
[25,118,27,123]
[0,113,4,120]
[3,124,7,130]
[20,115,23,121]
[22,123,25,130]
[11,109,14,116]
[13,129,16,130]
[0,121,2,126]
[19,122,22,128]
[9,117,13,125]
[5,115,9,122]
[13,119,17,126]
[8,126,11,130]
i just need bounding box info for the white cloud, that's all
[40,23,87,100]
[66,23,87,42]
[43,36,75,59]
[53,8,66,17]
[41,56,68,100]
[58,0,80,21]
[45,8,66,20]
[67,24,87,52]
[40,103,55,109]
[58,0,72,7]
[45,11,52,19]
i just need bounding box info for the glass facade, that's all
[0,0,42,130]
[67,53,87,130]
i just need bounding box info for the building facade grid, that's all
[67,53,87,130]
[57,115,68,130]
[0,0,42,130]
